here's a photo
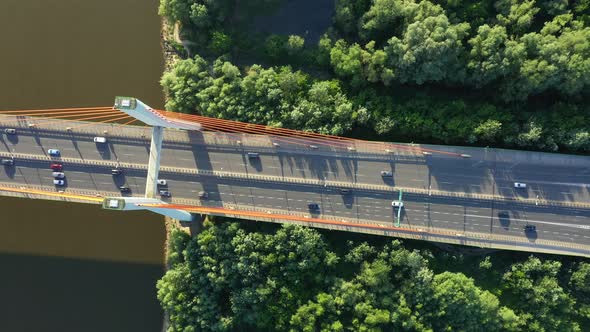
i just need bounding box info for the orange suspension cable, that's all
[67,114,133,130]
[0,108,118,118]
[162,111,353,142]
[121,118,138,126]
[0,106,113,113]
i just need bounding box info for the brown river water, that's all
[0,0,167,330]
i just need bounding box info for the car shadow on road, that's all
[497,211,511,230]
[188,131,221,204]
[525,229,538,242]
[3,164,16,178]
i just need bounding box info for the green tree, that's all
[209,31,232,53]
[467,24,525,87]
[502,256,579,331]
[496,0,541,35]
[286,35,305,55]
[570,262,590,320]
[474,119,503,142]
[161,56,213,114]
[159,0,191,23]
[384,13,470,84]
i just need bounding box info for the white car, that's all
[392,201,404,207]
[53,179,65,186]
[52,172,65,179]
[47,149,60,156]
[157,179,167,186]
[94,136,107,143]
[514,182,527,189]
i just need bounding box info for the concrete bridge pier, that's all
[145,126,163,198]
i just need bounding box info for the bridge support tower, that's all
[145,126,163,198]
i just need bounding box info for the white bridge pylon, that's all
[102,197,194,222]
[113,96,201,199]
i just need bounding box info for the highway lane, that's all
[1,125,589,206]
[1,119,590,250]
[2,158,589,246]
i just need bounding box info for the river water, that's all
[0,0,166,330]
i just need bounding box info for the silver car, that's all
[52,172,65,179]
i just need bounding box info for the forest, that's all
[159,0,590,152]
[156,0,590,331]
[158,220,590,331]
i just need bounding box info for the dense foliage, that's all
[159,0,590,152]
[157,1,590,330]
[159,221,590,331]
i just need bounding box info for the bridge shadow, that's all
[187,131,221,205]
[3,164,16,178]
[246,153,263,172]
[341,192,354,209]
[497,211,511,230]
[95,141,111,160]
[5,133,18,145]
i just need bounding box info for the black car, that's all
[340,188,352,195]
[111,169,123,175]
[308,203,320,210]
[524,224,536,232]
[119,186,130,192]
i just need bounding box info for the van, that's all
[247,152,259,159]
[94,137,107,143]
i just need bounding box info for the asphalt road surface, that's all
[1,118,589,249]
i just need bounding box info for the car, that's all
[308,203,320,210]
[198,191,208,199]
[524,224,536,232]
[380,170,393,177]
[53,179,65,186]
[340,188,352,194]
[159,190,171,197]
[1,158,14,166]
[111,169,122,175]
[514,182,527,189]
[272,142,280,147]
[52,172,65,179]
[156,179,167,186]
[309,145,319,149]
[247,152,259,159]
[119,186,130,192]
[47,149,60,156]
[4,128,16,134]
[93,136,107,143]
[50,163,62,171]
[392,201,404,207]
